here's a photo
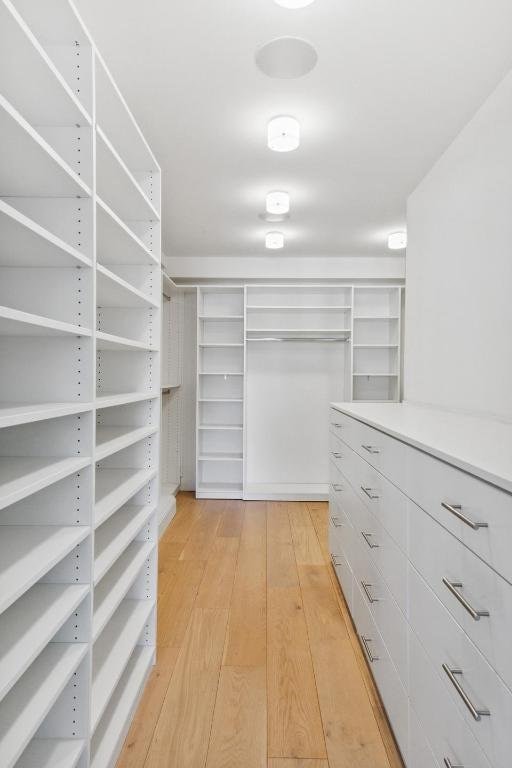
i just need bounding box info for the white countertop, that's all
[330,401,512,494]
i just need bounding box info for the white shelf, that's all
[198,398,243,403]
[0,305,91,338]
[198,424,243,431]
[0,0,91,127]
[95,392,157,410]
[353,315,400,320]
[199,343,243,348]
[94,504,154,585]
[96,126,160,224]
[96,331,157,352]
[0,199,91,268]
[0,401,92,429]
[93,541,154,641]
[17,738,86,768]
[0,583,89,700]
[90,646,153,768]
[96,198,158,267]
[246,328,351,333]
[353,344,399,348]
[246,305,351,311]
[0,455,91,511]
[353,372,399,377]
[198,315,244,320]
[198,452,243,461]
[95,425,158,461]
[196,482,243,498]
[95,467,157,528]
[0,642,88,768]
[0,94,91,198]
[91,599,154,733]
[0,525,89,615]
[198,371,244,376]
[96,264,157,309]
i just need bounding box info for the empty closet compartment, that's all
[96,306,157,347]
[353,375,399,402]
[96,262,159,314]
[95,446,158,529]
[199,373,243,400]
[353,286,400,317]
[96,399,158,461]
[95,350,158,399]
[246,285,352,308]
[246,306,350,332]
[198,288,243,318]
[200,318,244,344]
[353,317,399,345]
[353,346,398,375]
[199,400,243,428]
[94,500,155,588]
[197,458,243,496]
[198,427,243,459]
[0,648,90,768]
[200,346,243,374]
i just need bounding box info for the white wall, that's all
[166,255,405,282]
[404,69,512,422]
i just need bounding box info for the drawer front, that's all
[353,581,409,763]
[329,508,354,611]
[409,498,512,692]
[409,627,493,768]
[409,563,512,768]
[405,445,512,583]
[350,530,408,687]
[408,708,440,768]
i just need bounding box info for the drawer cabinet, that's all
[329,404,512,768]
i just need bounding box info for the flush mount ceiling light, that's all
[266,231,284,249]
[266,190,290,215]
[267,116,300,152]
[388,231,407,250]
[274,0,315,7]
[255,37,318,79]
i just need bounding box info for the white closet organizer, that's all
[196,287,245,498]
[0,2,161,767]
[194,284,403,500]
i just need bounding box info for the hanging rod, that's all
[246,336,350,342]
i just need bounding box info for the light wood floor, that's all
[117,493,403,768]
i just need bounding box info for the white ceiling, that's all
[74,0,512,259]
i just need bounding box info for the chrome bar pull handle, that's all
[331,554,343,567]
[361,581,379,603]
[442,664,490,721]
[444,759,464,768]
[331,516,343,528]
[441,502,488,531]
[331,451,343,459]
[331,422,343,428]
[361,635,379,663]
[331,483,344,492]
[442,578,489,621]
[361,486,380,500]
[361,531,379,549]
[362,444,380,454]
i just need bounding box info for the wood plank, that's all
[223,547,266,666]
[288,503,324,566]
[157,559,206,648]
[195,536,239,609]
[160,496,202,545]
[307,502,330,564]
[217,500,245,537]
[205,666,267,768]
[117,645,180,768]
[179,506,223,561]
[267,502,298,589]
[144,608,229,768]
[298,564,392,768]
[267,586,327,760]
[268,760,329,768]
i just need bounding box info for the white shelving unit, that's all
[196,287,245,498]
[0,2,161,767]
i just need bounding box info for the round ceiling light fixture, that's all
[267,115,300,152]
[266,190,290,215]
[255,37,318,79]
[274,0,315,8]
[388,231,407,250]
[266,231,285,250]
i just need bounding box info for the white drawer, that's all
[409,563,512,768]
[408,707,440,768]
[353,581,409,763]
[350,531,408,688]
[409,627,493,768]
[334,469,408,614]
[329,513,353,610]
[409,498,512,692]
[404,439,512,583]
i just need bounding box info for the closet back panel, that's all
[247,286,352,307]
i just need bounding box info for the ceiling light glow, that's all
[388,231,407,250]
[266,191,290,215]
[266,231,284,250]
[274,0,315,8]
[267,115,300,152]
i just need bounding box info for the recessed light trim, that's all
[388,231,407,250]
[266,231,285,250]
[255,37,318,79]
[266,190,290,215]
[274,0,315,8]
[267,116,300,152]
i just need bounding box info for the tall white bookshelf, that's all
[196,287,245,498]
[0,2,161,767]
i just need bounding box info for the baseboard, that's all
[243,482,328,501]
